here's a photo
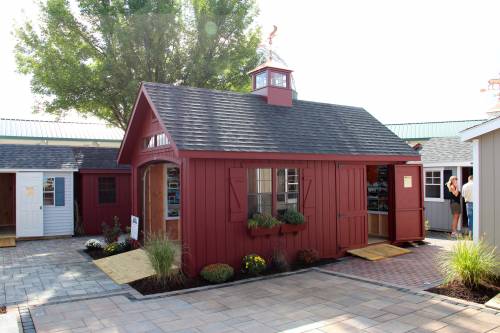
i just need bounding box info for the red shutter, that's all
[229,168,247,223]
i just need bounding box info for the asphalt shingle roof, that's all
[143,83,418,156]
[420,137,472,164]
[0,144,77,170]
[72,147,130,170]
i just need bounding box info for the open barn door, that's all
[393,164,424,242]
[336,164,367,251]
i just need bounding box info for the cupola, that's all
[249,26,294,107]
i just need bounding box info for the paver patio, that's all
[322,233,454,289]
[30,270,500,333]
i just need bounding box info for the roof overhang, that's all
[0,169,77,172]
[461,116,500,141]
[178,150,420,162]
[78,169,131,174]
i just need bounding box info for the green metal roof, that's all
[385,119,486,140]
[0,118,123,142]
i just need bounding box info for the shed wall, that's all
[478,129,500,252]
[43,171,74,236]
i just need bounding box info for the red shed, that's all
[73,147,131,235]
[118,61,423,276]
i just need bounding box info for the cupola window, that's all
[255,71,267,89]
[271,72,287,88]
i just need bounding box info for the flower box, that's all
[248,226,281,237]
[280,223,307,234]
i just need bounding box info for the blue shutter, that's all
[55,177,65,206]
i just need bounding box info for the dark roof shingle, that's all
[420,137,472,164]
[72,147,130,170]
[143,83,418,156]
[0,144,77,169]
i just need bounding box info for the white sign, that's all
[131,215,139,240]
[404,176,413,188]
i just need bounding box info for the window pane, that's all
[425,171,432,178]
[44,192,54,205]
[425,185,440,198]
[144,136,155,149]
[247,168,272,217]
[248,194,272,217]
[255,71,267,89]
[98,177,116,204]
[276,168,300,215]
[271,72,287,88]
[44,178,54,191]
[156,133,169,146]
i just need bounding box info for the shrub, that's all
[102,216,121,244]
[297,249,320,266]
[271,249,290,273]
[241,254,267,275]
[200,263,234,283]
[103,242,120,256]
[117,239,132,253]
[439,238,498,288]
[85,239,103,250]
[247,213,281,229]
[282,210,305,225]
[144,234,178,285]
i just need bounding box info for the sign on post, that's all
[130,215,139,240]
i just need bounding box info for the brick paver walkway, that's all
[322,234,455,290]
[30,270,500,333]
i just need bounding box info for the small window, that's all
[144,136,155,149]
[277,168,299,215]
[271,72,287,88]
[43,177,55,206]
[98,177,116,204]
[255,71,267,89]
[424,170,441,199]
[247,168,272,217]
[156,133,170,146]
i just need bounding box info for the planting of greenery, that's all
[271,249,290,273]
[145,234,178,285]
[103,242,120,256]
[247,213,281,229]
[102,216,122,244]
[84,239,103,250]
[200,264,234,284]
[282,209,305,225]
[241,254,267,275]
[439,237,498,288]
[117,239,132,253]
[297,249,320,266]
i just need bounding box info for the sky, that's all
[1,0,500,124]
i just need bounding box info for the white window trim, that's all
[424,168,444,202]
[43,177,56,207]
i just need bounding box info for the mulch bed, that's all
[129,258,337,295]
[84,248,108,260]
[427,279,500,304]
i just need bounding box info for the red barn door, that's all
[336,164,367,251]
[393,164,424,242]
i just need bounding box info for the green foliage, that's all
[14,0,263,129]
[144,234,178,285]
[270,249,289,273]
[200,263,234,283]
[103,242,120,256]
[247,213,281,229]
[282,209,305,225]
[101,216,121,244]
[241,254,266,275]
[296,249,320,266]
[439,238,498,288]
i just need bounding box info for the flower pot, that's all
[280,223,307,234]
[248,226,281,237]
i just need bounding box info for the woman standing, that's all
[447,176,461,237]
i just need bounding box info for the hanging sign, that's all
[403,176,413,188]
[130,215,139,240]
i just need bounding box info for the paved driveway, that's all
[0,237,128,306]
[31,270,500,333]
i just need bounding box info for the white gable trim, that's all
[461,116,500,141]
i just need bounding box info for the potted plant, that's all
[247,213,281,237]
[280,209,307,234]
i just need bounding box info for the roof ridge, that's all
[386,119,486,126]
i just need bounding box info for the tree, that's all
[15,0,262,129]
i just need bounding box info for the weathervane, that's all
[480,74,500,118]
[267,25,278,61]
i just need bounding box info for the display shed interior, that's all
[118,62,423,276]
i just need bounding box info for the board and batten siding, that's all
[478,129,500,252]
[43,171,74,236]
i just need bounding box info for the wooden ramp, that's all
[0,227,15,248]
[486,293,500,310]
[347,243,411,261]
[94,249,157,284]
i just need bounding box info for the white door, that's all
[16,172,43,237]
